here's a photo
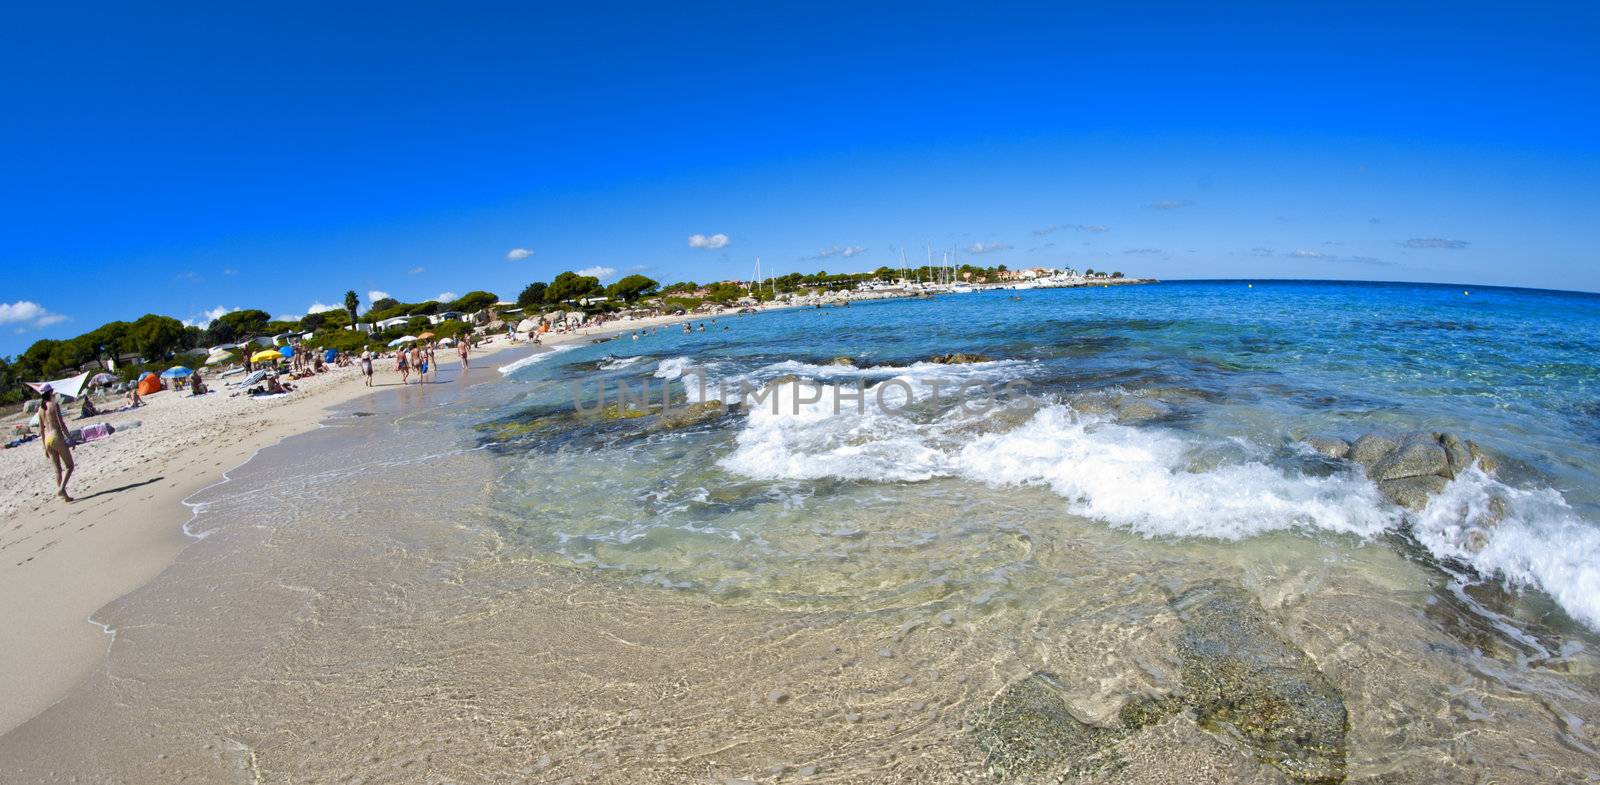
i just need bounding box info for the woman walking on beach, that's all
[36,385,75,502]
[360,350,374,387]
[396,347,411,384]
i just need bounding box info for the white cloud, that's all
[505,247,533,262]
[183,305,239,328]
[408,266,426,275]
[1400,237,1469,249]
[688,233,730,249]
[966,241,1012,254]
[367,290,390,303]
[1289,249,1327,258]
[435,292,458,303]
[0,300,67,330]
[577,266,618,280]
[307,302,343,314]
[817,245,867,259]
[222,267,239,276]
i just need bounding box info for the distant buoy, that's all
[1248,284,1253,289]
[1464,290,1470,296]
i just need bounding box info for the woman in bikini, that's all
[396,348,411,384]
[36,385,75,502]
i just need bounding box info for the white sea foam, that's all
[716,376,1600,630]
[599,355,645,370]
[1413,467,1600,629]
[654,356,694,380]
[497,344,577,375]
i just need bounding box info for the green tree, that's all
[344,290,359,326]
[206,309,271,345]
[449,291,498,313]
[517,282,548,308]
[127,314,187,362]
[546,271,603,304]
[705,282,744,304]
[370,297,399,313]
[605,274,659,303]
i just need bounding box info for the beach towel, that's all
[80,422,114,442]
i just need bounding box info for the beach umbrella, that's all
[438,337,456,346]
[204,352,233,365]
[160,366,194,379]
[278,345,294,358]
[90,372,116,386]
[388,335,417,347]
[417,331,435,340]
[251,349,284,363]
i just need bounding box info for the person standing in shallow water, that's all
[35,385,75,502]
[457,339,469,375]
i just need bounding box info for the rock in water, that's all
[1439,433,1474,477]
[1370,438,1449,480]
[1377,475,1450,511]
[651,400,724,431]
[1348,432,1400,472]
[1171,584,1348,784]
[1114,396,1172,423]
[973,672,1120,780]
[928,352,992,364]
[826,356,855,366]
[1301,436,1350,460]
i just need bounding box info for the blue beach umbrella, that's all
[279,345,294,358]
[160,366,194,379]
[323,348,337,363]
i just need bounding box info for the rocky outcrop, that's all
[927,352,992,364]
[826,356,856,366]
[1301,435,1350,460]
[1304,430,1500,512]
[649,400,725,431]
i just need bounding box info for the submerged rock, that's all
[1301,435,1350,460]
[650,400,725,431]
[1114,396,1172,423]
[826,356,856,366]
[973,672,1121,780]
[927,352,992,365]
[1170,584,1348,784]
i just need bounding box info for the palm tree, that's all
[344,290,359,329]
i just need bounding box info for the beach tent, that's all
[160,366,194,379]
[136,372,163,396]
[250,349,284,363]
[25,371,91,401]
[322,348,337,363]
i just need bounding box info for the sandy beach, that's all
[0,308,724,737]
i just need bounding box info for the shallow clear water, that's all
[488,281,1600,629]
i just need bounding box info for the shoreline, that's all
[0,306,723,737]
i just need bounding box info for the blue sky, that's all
[2,2,1597,355]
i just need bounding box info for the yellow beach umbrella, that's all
[250,349,284,363]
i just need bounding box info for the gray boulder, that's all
[927,352,992,364]
[1377,475,1449,511]
[1348,432,1401,471]
[1301,435,1350,460]
[1370,438,1448,481]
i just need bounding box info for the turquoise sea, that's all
[490,280,1600,629]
